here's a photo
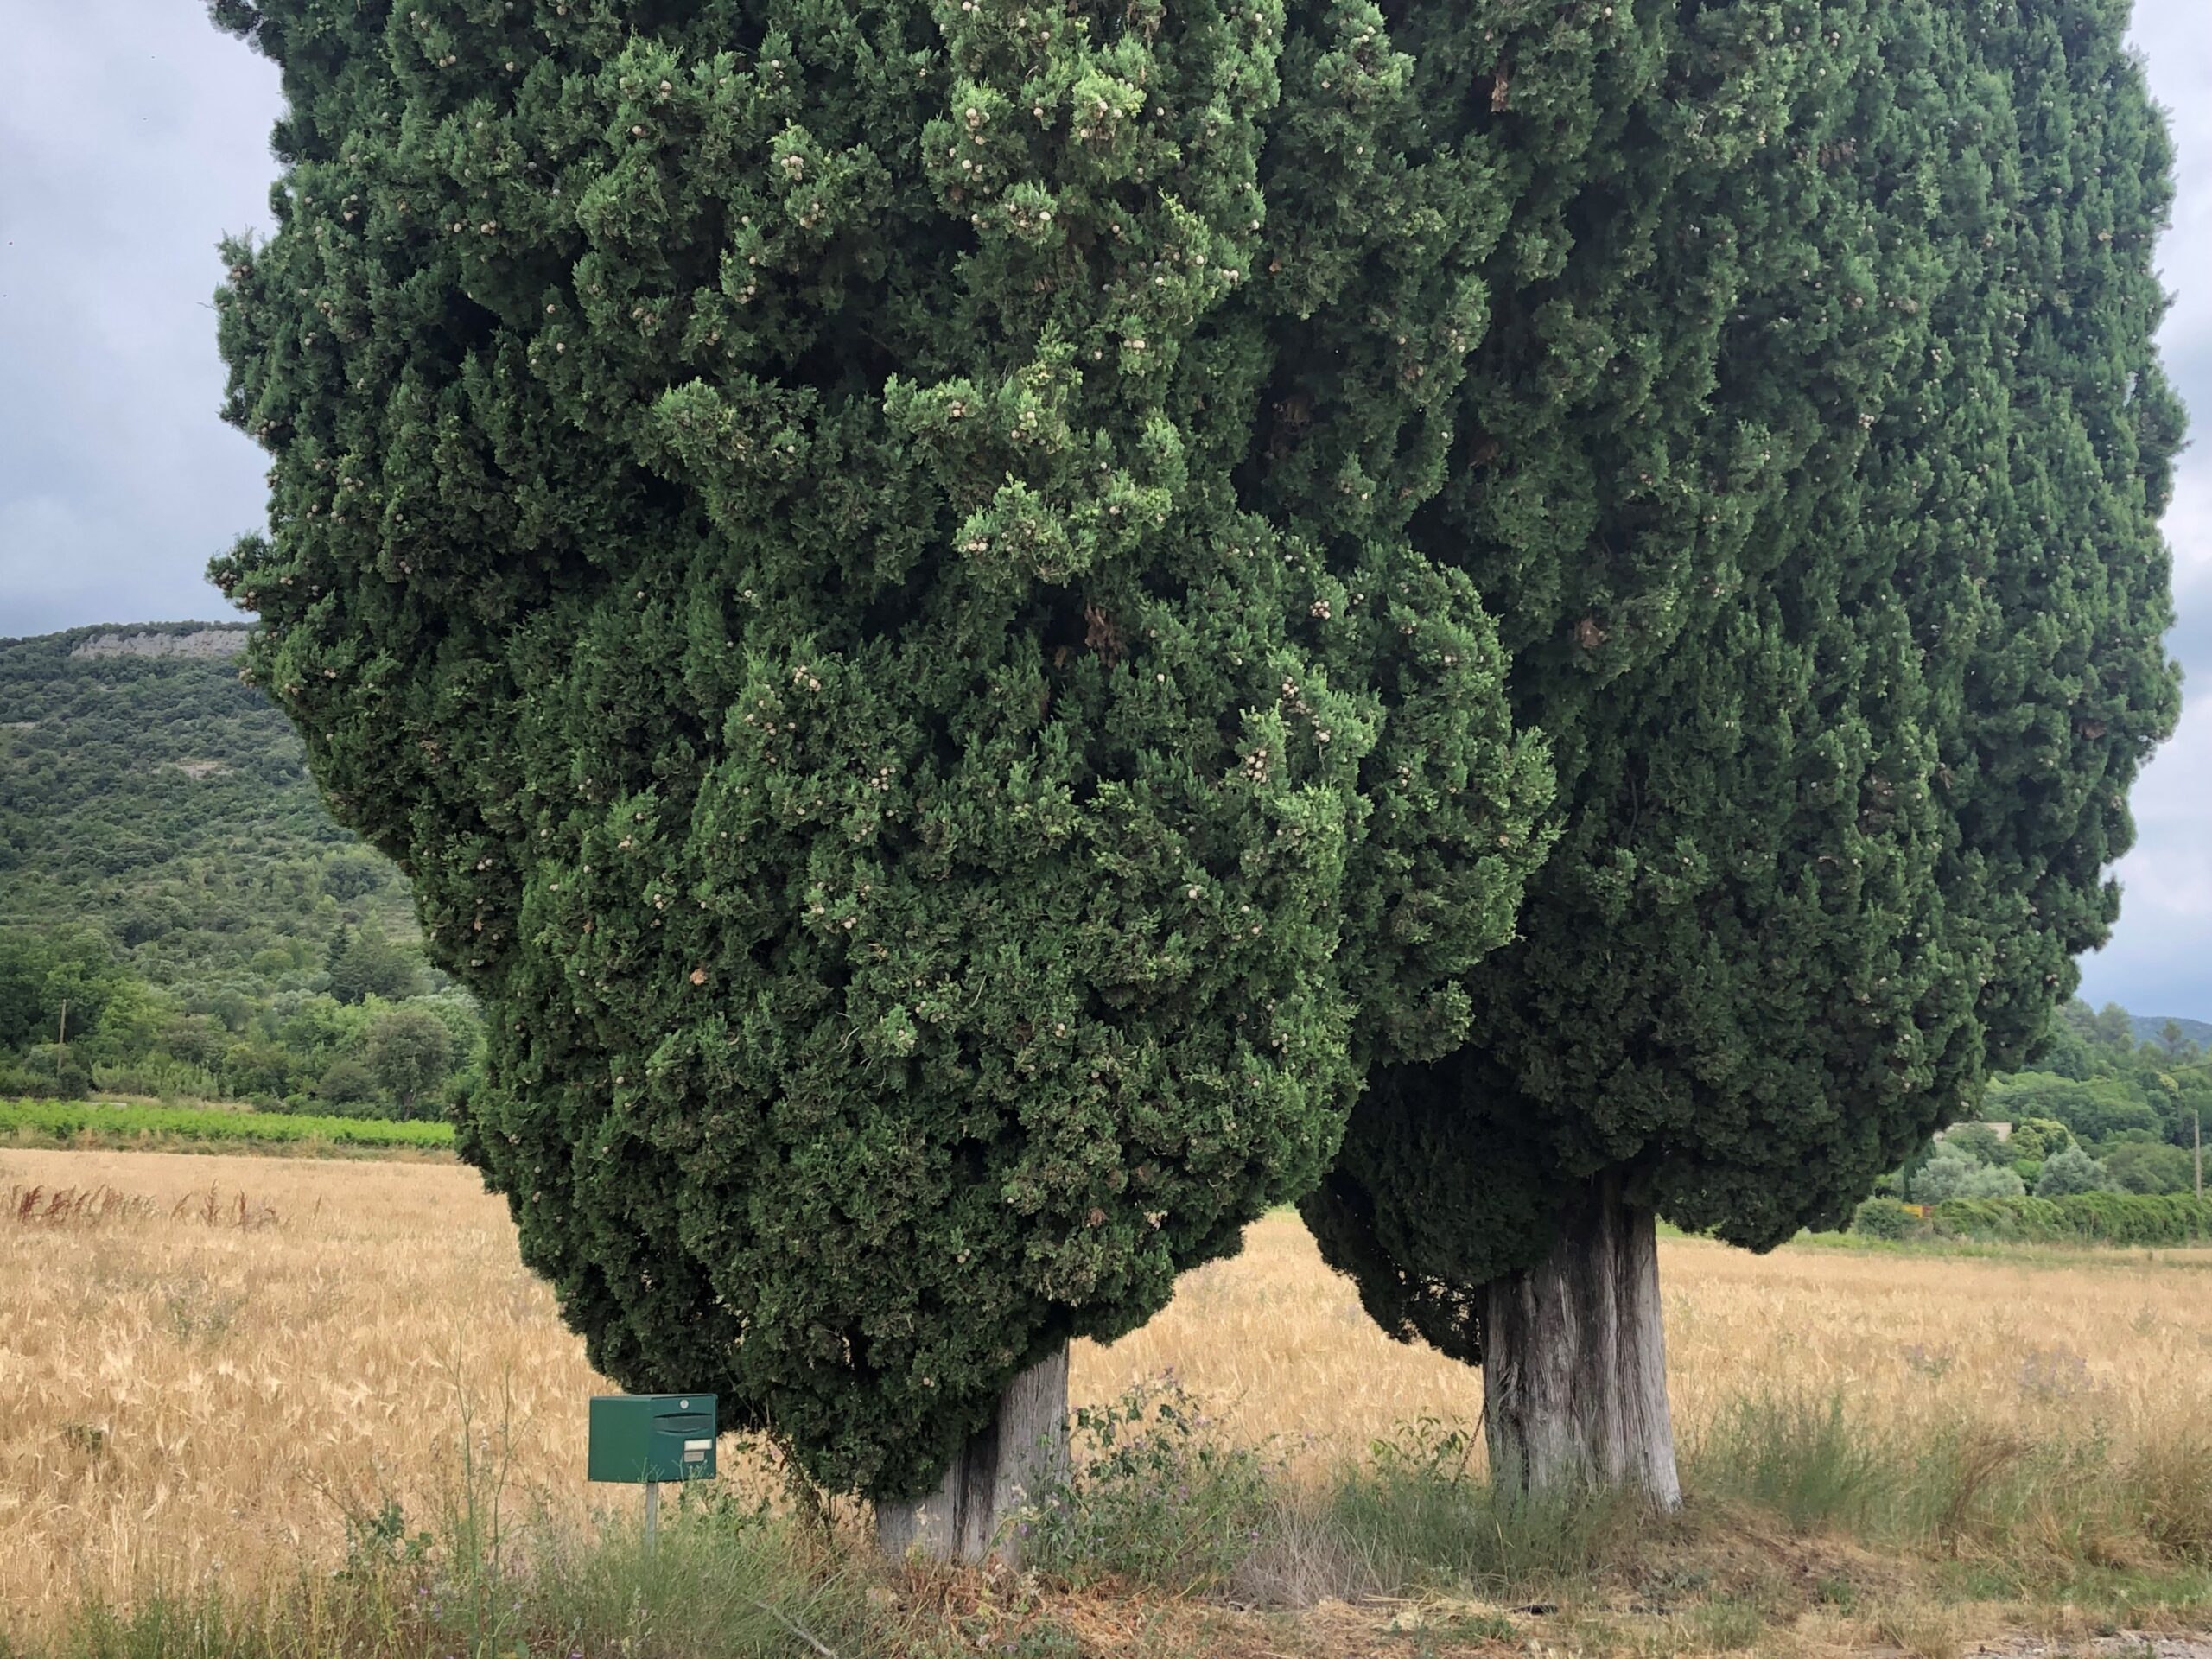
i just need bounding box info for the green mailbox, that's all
[587,1394,718,1484]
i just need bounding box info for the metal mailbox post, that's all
[587,1394,717,1551]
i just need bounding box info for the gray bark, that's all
[1482,1175,1681,1509]
[876,1344,1069,1565]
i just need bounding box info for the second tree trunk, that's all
[1482,1175,1681,1507]
[876,1345,1069,1564]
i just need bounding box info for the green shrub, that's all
[1324,1418,1637,1593]
[1910,1153,2024,1204]
[1020,1376,1274,1595]
[2104,1140,2196,1197]
[89,1057,225,1101]
[316,1058,379,1105]
[1848,1198,1922,1241]
[2005,1116,2075,1165]
[2032,1143,2110,1198]
[1930,1192,2212,1246]
[0,1065,57,1099]
[1938,1124,2010,1167]
[1690,1394,1888,1533]
[12,1046,90,1100]
[1990,1073,2163,1143]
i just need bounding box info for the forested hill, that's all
[2131,1014,2212,1051]
[0,621,418,989]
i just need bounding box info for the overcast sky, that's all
[2,3,2208,1020]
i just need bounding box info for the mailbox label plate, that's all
[587,1394,719,1483]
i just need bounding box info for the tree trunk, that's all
[1482,1175,1681,1508]
[876,1345,1069,1566]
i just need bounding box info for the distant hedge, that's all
[0,1099,453,1150]
[1930,1192,2212,1247]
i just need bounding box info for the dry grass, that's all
[1098,1203,2212,1483]
[2,1148,605,1635]
[9,1180,281,1227]
[6,1147,2212,1646]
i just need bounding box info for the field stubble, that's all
[7,1147,2212,1654]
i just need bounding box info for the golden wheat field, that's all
[7,1146,2212,1634]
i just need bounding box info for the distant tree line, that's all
[0,922,480,1120]
[1851,1000,2210,1229]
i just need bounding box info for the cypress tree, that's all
[204,0,1554,1548]
[1304,0,2180,1501]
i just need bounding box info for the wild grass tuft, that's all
[1681,1385,2212,1599]
[2129,1433,2212,1564]
[13,1481,860,1659]
[1020,1373,1276,1595]
[1312,1416,1646,1597]
[1688,1392,1889,1532]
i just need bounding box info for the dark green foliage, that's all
[1937,1124,2010,1169]
[1304,0,2181,1361]
[1847,1185,2212,1248]
[2100,1140,2196,1197]
[1999,999,2212,1154]
[318,1057,381,1104]
[1848,1198,1917,1242]
[2093,1002,2139,1049]
[207,0,1552,1496]
[0,927,125,1053]
[1995,1071,2169,1144]
[327,927,424,1006]
[2029,1014,2099,1081]
[365,1006,457,1112]
[321,851,393,901]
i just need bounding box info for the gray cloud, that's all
[0,2,278,635]
[2074,3,2212,1020]
[2,3,2205,1017]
